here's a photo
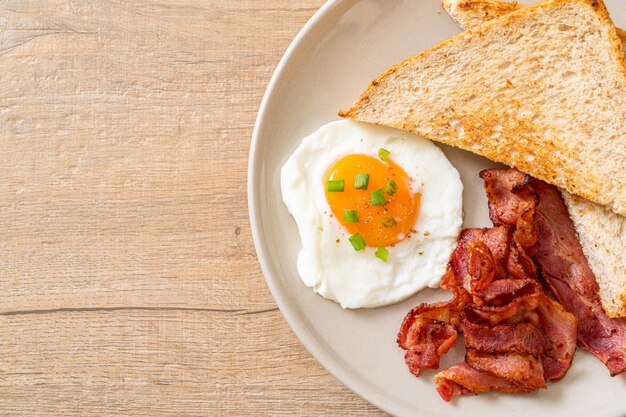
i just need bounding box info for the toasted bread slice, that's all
[562,192,626,317]
[442,0,626,53]
[441,0,626,318]
[340,0,626,217]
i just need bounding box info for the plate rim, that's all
[247,1,405,415]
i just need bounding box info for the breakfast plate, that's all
[248,1,626,416]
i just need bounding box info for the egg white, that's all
[281,120,463,308]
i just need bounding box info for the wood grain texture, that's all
[0,1,387,415]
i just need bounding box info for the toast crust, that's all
[340,0,626,216]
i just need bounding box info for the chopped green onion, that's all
[384,180,398,195]
[378,148,391,162]
[354,173,370,190]
[327,179,345,192]
[375,246,389,262]
[370,189,386,206]
[343,209,359,223]
[348,233,366,251]
[381,216,396,228]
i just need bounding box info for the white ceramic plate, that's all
[248,1,626,416]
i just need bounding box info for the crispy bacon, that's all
[479,168,535,227]
[535,295,578,381]
[398,296,465,377]
[398,233,575,400]
[461,318,545,356]
[446,227,511,291]
[434,363,535,401]
[463,292,542,326]
[402,318,457,377]
[398,168,587,401]
[480,278,538,306]
[398,294,464,348]
[466,240,496,295]
[464,349,546,389]
[481,168,626,376]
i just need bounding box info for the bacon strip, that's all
[398,168,586,401]
[464,349,546,389]
[481,168,626,376]
[535,296,578,381]
[402,318,457,377]
[434,363,535,401]
[398,295,464,377]
[398,228,576,400]
[461,313,545,356]
[480,278,538,306]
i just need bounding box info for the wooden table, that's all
[0,1,387,415]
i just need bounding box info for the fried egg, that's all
[281,120,463,308]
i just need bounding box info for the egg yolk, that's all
[324,154,420,247]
